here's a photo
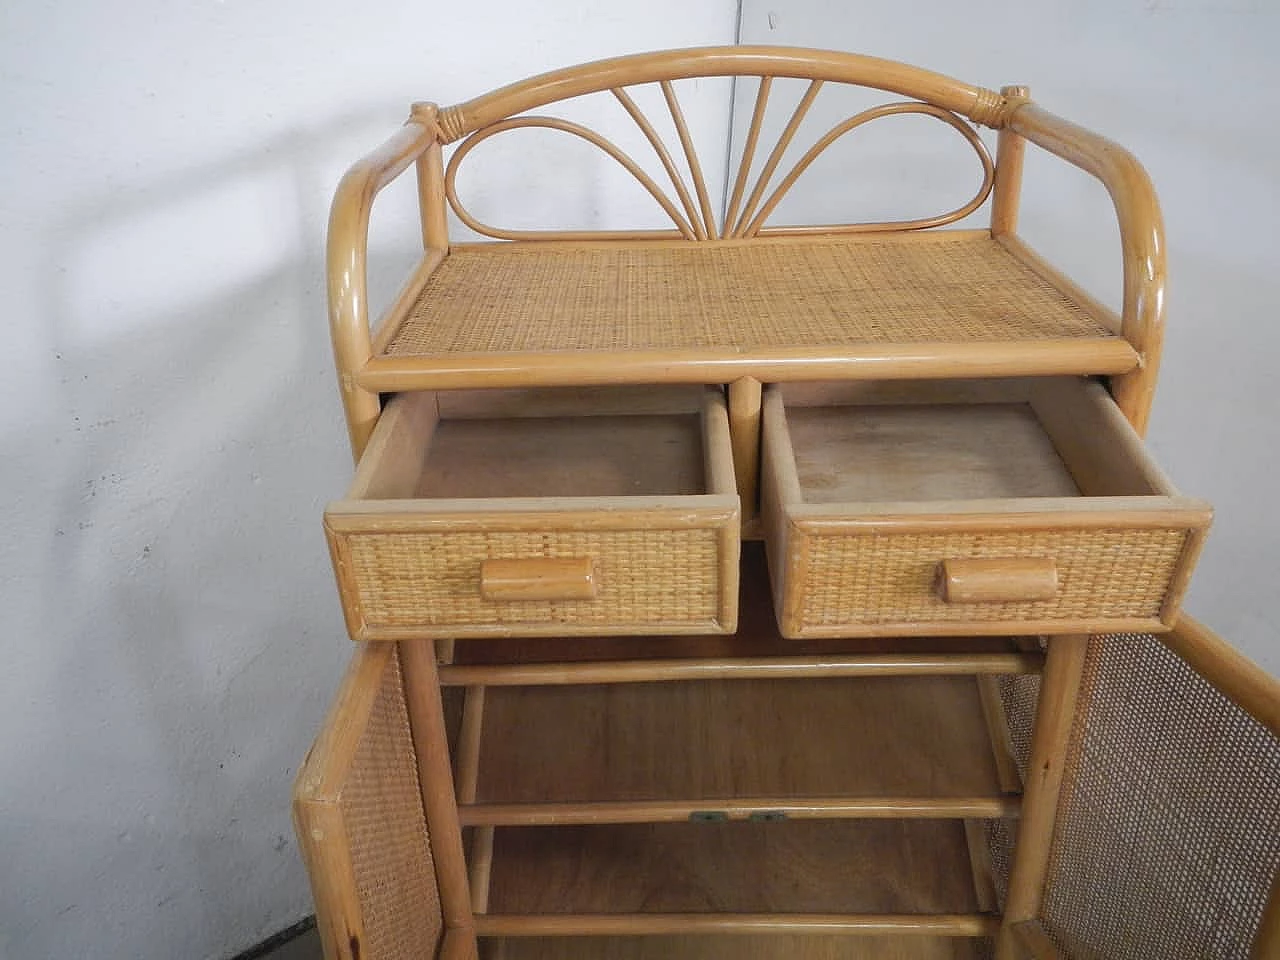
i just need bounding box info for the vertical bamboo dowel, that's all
[455,686,485,804]
[991,85,1029,237]
[469,826,496,915]
[399,639,475,931]
[999,633,1089,954]
[414,107,450,253]
[977,674,1025,794]
[728,377,763,524]
[964,818,999,915]
[435,637,456,666]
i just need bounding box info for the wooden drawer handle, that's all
[480,557,597,602]
[937,558,1058,604]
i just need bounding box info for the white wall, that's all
[738,0,1279,676]
[0,4,736,958]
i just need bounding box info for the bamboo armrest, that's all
[327,117,436,417]
[1006,103,1166,433]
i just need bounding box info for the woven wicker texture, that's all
[386,237,1114,356]
[339,649,442,959]
[797,528,1190,630]
[343,528,725,631]
[1041,634,1280,959]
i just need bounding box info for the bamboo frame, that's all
[472,913,1001,937]
[963,819,1000,915]
[977,675,1025,795]
[1005,102,1166,433]
[327,119,435,458]
[438,652,1044,687]
[458,796,1021,826]
[999,634,1090,953]
[431,46,1017,141]
[326,49,1169,456]
[728,378,762,525]
[356,338,1140,394]
[446,86,993,241]
[399,638,475,931]
[990,85,1029,237]
[293,644,394,960]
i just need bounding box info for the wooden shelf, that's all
[460,674,1017,824]
[479,935,992,959]
[475,820,993,933]
[362,234,1137,390]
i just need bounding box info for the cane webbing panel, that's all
[386,236,1115,357]
[341,527,726,633]
[1039,634,1280,959]
[796,528,1189,631]
[339,649,442,959]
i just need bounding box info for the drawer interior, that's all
[774,377,1178,508]
[353,384,729,501]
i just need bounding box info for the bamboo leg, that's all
[399,639,475,931]
[998,634,1089,958]
[728,377,762,528]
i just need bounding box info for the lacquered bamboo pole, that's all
[327,120,434,458]
[977,675,1026,794]
[963,819,1000,915]
[356,337,1140,393]
[458,795,1022,826]
[990,85,1029,237]
[999,634,1089,956]
[398,639,475,931]
[473,913,1001,937]
[412,106,450,253]
[438,652,1045,687]
[468,826,495,915]
[1006,102,1165,433]
[454,686,485,804]
[728,377,762,523]
[438,928,479,960]
[435,46,1009,143]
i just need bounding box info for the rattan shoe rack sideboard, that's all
[293,48,1280,960]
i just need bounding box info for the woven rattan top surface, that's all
[383,234,1116,359]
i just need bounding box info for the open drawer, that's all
[760,378,1211,638]
[326,386,740,640]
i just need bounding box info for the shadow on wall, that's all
[15,107,424,958]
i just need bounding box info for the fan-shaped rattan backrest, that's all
[418,46,1025,241]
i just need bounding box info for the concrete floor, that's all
[260,926,322,960]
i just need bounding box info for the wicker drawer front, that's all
[326,387,739,640]
[761,379,1211,638]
